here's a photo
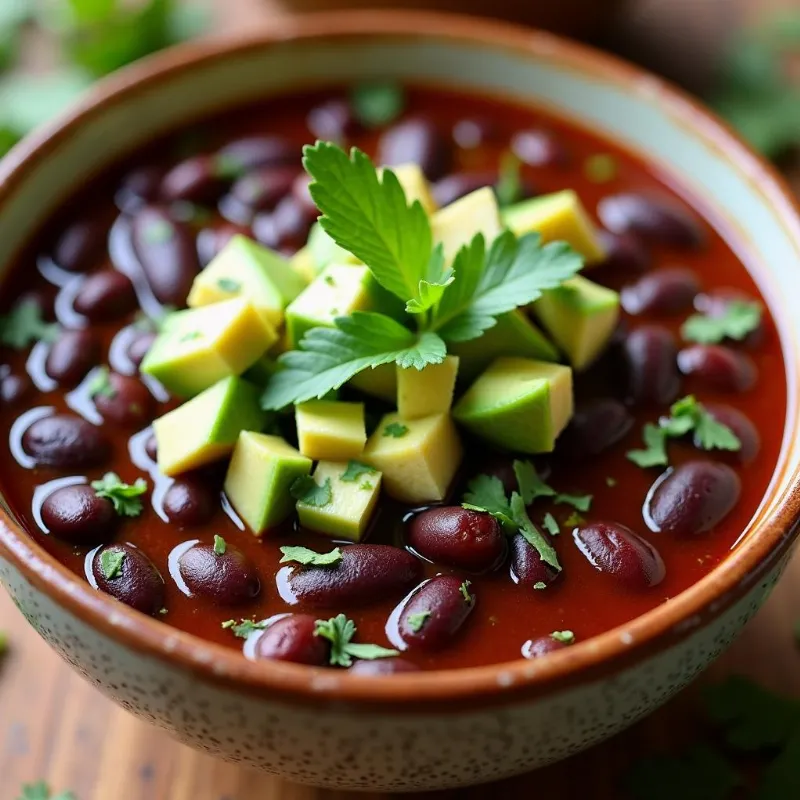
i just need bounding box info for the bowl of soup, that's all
[0,10,798,793]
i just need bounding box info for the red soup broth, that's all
[0,87,785,671]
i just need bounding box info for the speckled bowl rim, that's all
[1,10,799,713]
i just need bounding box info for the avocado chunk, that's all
[363,412,463,503]
[306,221,361,275]
[432,186,503,262]
[453,357,573,453]
[385,163,438,215]
[397,355,459,419]
[154,376,265,476]
[348,363,398,403]
[450,310,559,382]
[141,297,277,398]
[224,432,312,535]
[186,235,306,327]
[532,276,620,370]
[295,400,366,461]
[296,460,382,542]
[502,190,606,264]
[289,244,317,285]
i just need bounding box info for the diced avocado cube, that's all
[186,235,306,327]
[432,186,503,262]
[154,376,265,476]
[296,460,382,542]
[348,363,398,403]
[502,190,605,264]
[532,276,620,370]
[385,163,438,215]
[397,356,459,419]
[295,400,366,461]
[141,297,277,398]
[290,245,317,284]
[450,310,559,382]
[307,221,361,274]
[224,432,312,535]
[453,357,573,453]
[363,412,463,503]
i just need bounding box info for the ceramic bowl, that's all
[1,11,800,793]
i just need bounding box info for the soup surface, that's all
[0,86,785,672]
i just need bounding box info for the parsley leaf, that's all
[554,493,592,512]
[431,231,583,343]
[99,549,125,581]
[213,535,226,556]
[681,300,762,344]
[221,619,268,639]
[279,545,342,567]
[0,299,59,350]
[261,312,446,409]
[350,81,405,128]
[542,512,560,536]
[407,611,431,633]
[510,493,562,572]
[382,422,409,438]
[314,613,398,667]
[550,630,575,644]
[340,460,377,482]
[290,475,333,507]
[513,459,556,504]
[91,473,147,517]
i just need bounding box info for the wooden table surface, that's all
[2,1,799,798]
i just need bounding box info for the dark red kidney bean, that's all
[598,193,704,249]
[452,118,498,148]
[511,129,569,168]
[178,542,260,605]
[252,196,314,252]
[287,544,422,608]
[644,461,741,537]
[510,533,560,587]
[73,270,138,322]
[597,230,652,274]
[291,173,317,217]
[93,373,154,428]
[92,543,165,615]
[407,506,505,573]
[558,398,634,460]
[677,344,757,392]
[116,166,162,211]
[127,331,156,369]
[131,206,199,306]
[397,576,475,651]
[22,414,110,468]
[229,167,297,212]
[52,219,106,273]
[160,155,228,204]
[621,267,700,316]
[349,658,420,675]
[196,223,249,267]
[0,372,32,406]
[255,614,329,665]
[433,172,494,207]
[573,522,666,590]
[694,289,766,348]
[702,403,760,463]
[45,329,100,387]
[162,478,214,526]
[216,136,297,173]
[378,118,450,180]
[41,484,116,545]
[308,98,358,142]
[522,635,571,659]
[623,325,681,406]
[144,434,158,462]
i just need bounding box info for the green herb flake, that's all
[554,492,592,513]
[0,299,59,350]
[681,300,762,345]
[213,535,226,556]
[350,81,405,129]
[324,274,336,286]
[221,619,269,639]
[563,511,586,528]
[290,475,333,507]
[606,476,617,487]
[359,481,374,491]
[542,512,560,536]
[495,151,523,207]
[16,781,79,800]
[216,277,241,293]
[91,473,148,517]
[279,545,343,567]
[459,580,474,603]
[314,613,398,667]
[463,475,516,527]
[550,630,575,644]
[584,153,618,183]
[533,581,548,591]
[99,549,126,581]
[407,611,431,633]
[87,367,116,399]
[382,422,409,438]
[511,494,562,572]
[340,460,377,482]
[513,459,556,504]
[627,423,670,468]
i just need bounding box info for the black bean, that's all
[0,371,32,406]
[558,398,634,460]
[597,230,652,274]
[511,129,569,168]
[178,541,260,605]
[252,196,314,252]
[116,166,163,211]
[677,344,757,392]
[160,155,228,204]
[73,270,138,322]
[93,373,154,428]
[92,543,165,615]
[41,484,116,545]
[308,99,358,142]
[621,267,700,316]
[377,118,451,180]
[52,219,106,273]
[162,478,214,526]
[217,136,297,173]
[255,614,329,665]
[623,325,681,406]
[45,329,100,387]
[397,576,475,651]
[22,414,110,468]
[228,167,297,213]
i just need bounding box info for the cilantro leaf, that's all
[459,580,474,602]
[627,423,669,468]
[340,461,377,482]
[431,231,583,343]
[290,476,332,507]
[99,549,125,581]
[513,459,556,504]
[681,300,762,344]
[0,299,59,350]
[221,618,268,639]
[314,613,398,667]
[463,475,515,526]
[554,493,592,512]
[407,611,430,633]
[510,492,561,571]
[382,422,409,438]
[349,81,405,128]
[87,367,116,399]
[17,782,78,800]
[279,545,342,567]
[213,535,226,556]
[550,630,574,644]
[494,151,523,207]
[533,581,547,590]
[542,512,560,536]
[564,511,586,527]
[261,312,446,409]
[90,473,147,517]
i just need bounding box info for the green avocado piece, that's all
[224,432,312,535]
[348,363,398,403]
[307,222,361,273]
[453,357,573,453]
[153,376,265,476]
[450,310,559,382]
[532,276,620,370]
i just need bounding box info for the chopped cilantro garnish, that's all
[606,476,617,487]
[382,422,409,438]
[459,580,474,603]
[359,481,374,491]
[213,535,226,556]
[16,782,78,800]
[340,460,378,482]
[550,630,575,644]
[0,299,58,350]
[542,512,560,536]
[554,492,592,512]
[99,549,126,581]
[681,300,762,345]
[563,511,586,528]
[91,473,148,517]
[279,545,342,567]
[87,367,116,399]
[533,581,547,590]
[513,459,556,504]
[290,475,333,507]
[494,151,523,207]
[216,277,241,293]
[584,153,618,183]
[350,81,405,128]
[627,422,670,468]
[406,611,431,633]
[221,619,268,639]
[314,613,398,667]
[511,493,561,572]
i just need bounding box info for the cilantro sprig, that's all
[681,300,762,345]
[290,475,333,507]
[90,473,148,517]
[314,613,398,667]
[221,618,268,639]
[16,782,77,800]
[0,300,59,350]
[279,545,342,567]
